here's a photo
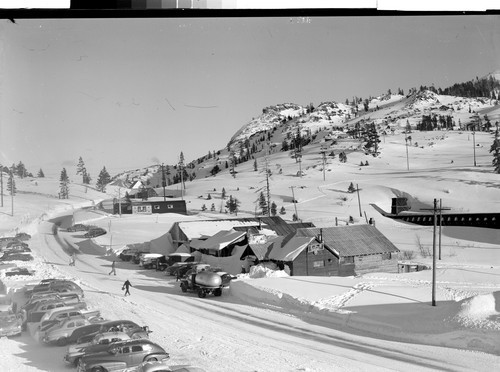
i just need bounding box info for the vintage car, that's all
[0,313,22,337]
[66,224,90,232]
[42,316,92,345]
[139,253,164,269]
[15,232,31,241]
[137,361,206,372]
[64,331,131,366]
[68,320,151,345]
[84,227,107,238]
[4,267,34,276]
[180,267,226,298]
[77,339,169,372]
[0,252,33,261]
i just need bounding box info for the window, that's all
[167,204,174,209]
[137,206,148,212]
[381,252,392,260]
[313,260,325,268]
[154,205,160,210]
[121,347,130,354]
[131,346,143,352]
[341,256,354,264]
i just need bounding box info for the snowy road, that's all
[19,214,499,372]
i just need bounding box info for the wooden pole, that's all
[356,184,362,217]
[432,199,437,307]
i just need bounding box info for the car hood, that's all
[0,317,21,329]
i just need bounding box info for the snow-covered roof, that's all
[198,229,246,251]
[178,220,265,240]
[268,236,315,261]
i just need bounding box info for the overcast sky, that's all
[1,15,499,178]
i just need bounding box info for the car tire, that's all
[214,288,222,297]
[91,366,106,372]
[180,283,187,293]
[198,289,206,298]
[74,357,81,367]
[57,337,67,346]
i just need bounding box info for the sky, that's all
[1,14,499,177]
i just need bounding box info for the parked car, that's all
[0,313,22,337]
[28,280,84,299]
[64,331,131,366]
[4,240,29,249]
[84,227,106,238]
[68,320,151,345]
[138,361,206,372]
[119,248,147,262]
[140,253,164,269]
[15,232,31,241]
[67,224,90,232]
[42,316,92,346]
[4,267,34,277]
[77,339,169,372]
[39,306,100,329]
[0,252,33,261]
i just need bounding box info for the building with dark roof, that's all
[265,225,400,276]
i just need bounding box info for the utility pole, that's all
[472,131,477,167]
[290,186,299,221]
[10,167,14,216]
[0,164,3,207]
[421,199,449,306]
[356,184,362,218]
[161,163,166,202]
[405,134,410,171]
[320,147,327,181]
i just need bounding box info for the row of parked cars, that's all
[0,233,34,264]
[16,277,205,372]
[66,224,107,238]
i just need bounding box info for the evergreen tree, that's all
[16,161,27,178]
[37,168,45,178]
[201,204,207,211]
[253,158,258,171]
[221,187,226,199]
[225,195,240,214]
[7,169,16,195]
[279,206,286,215]
[59,168,70,199]
[258,191,268,215]
[207,193,212,200]
[82,170,92,185]
[210,203,216,212]
[348,182,356,193]
[96,166,111,193]
[76,157,86,176]
[270,201,277,216]
[210,164,220,176]
[490,132,500,174]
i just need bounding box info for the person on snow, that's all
[122,279,132,296]
[109,260,116,275]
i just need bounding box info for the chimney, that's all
[319,228,323,242]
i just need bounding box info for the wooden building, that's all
[118,197,187,215]
[267,225,400,277]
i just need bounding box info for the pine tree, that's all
[348,182,356,193]
[7,169,16,195]
[82,170,92,185]
[279,206,286,215]
[201,204,207,211]
[37,168,45,178]
[253,158,258,171]
[59,168,69,199]
[270,201,277,216]
[490,131,500,173]
[258,191,268,215]
[210,203,216,212]
[96,166,111,193]
[225,195,240,214]
[221,187,226,199]
[76,157,86,176]
[16,161,27,178]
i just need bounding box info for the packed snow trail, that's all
[15,213,498,372]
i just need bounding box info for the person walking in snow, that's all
[109,260,116,275]
[122,279,132,296]
[69,253,76,266]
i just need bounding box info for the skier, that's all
[122,279,132,296]
[109,260,116,275]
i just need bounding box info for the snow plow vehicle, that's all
[179,268,227,298]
